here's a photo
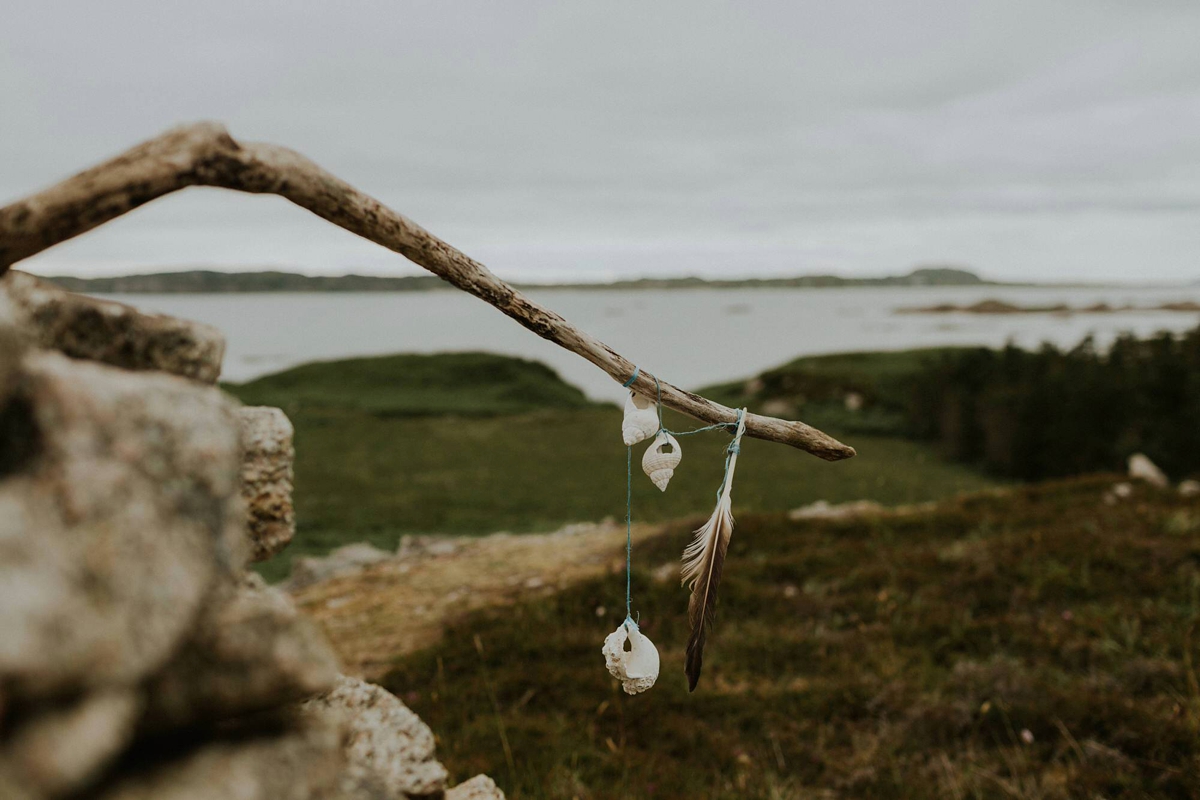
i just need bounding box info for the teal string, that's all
[664,421,737,437]
[625,443,633,624]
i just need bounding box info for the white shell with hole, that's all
[602,620,660,695]
[622,391,659,446]
[641,431,682,491]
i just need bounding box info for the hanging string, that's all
[621,367,743,629]
[624,443,633,626]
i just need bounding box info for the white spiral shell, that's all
[641,431,681,492]
[622,391,659,446]
[602,620,660,695]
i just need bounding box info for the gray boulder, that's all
[0,348,244,699]
[141,573,339,730]
[1,270,225,383]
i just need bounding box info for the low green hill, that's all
[702,347,970,435]
[224,352,595,417]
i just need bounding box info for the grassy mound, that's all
[225,351,594,417]
[384,476,1200,798]
[702,347,968,435]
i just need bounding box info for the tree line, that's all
[905,325,1200,481]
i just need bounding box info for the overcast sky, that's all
[3,1,1199,282]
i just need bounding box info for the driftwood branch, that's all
[0,122,855,460]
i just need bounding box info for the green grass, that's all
[224,350,998,582]
[384,477,1200,798]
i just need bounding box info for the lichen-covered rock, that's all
[141,573,339,730]
[302,675,449,798]
[1,269,225,383]
[447,775,507,800]
[239,406,296,561]
[0,348,245,698]
[0,689,141,798]
[95,711,346,800]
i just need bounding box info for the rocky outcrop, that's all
[0,277,502,799]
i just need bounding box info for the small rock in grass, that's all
[1128,453,1169,489]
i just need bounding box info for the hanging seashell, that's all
[602,619,660,695]
[622,391,659,446]
[641,431,681,491]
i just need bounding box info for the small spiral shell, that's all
[622,391,659,446]
[642,431,682,491]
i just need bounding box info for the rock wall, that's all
[0,271,502,800]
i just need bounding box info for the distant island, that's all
[39,266,989,294]
[899,299,1200,315]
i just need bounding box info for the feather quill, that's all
[680,410,747,691]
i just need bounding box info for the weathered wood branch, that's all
[0,122,855,460]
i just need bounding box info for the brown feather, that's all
[680,409,747,691]
[681,498,733,691]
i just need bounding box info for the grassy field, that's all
[223,350,999,582]
[383,476,1200,799]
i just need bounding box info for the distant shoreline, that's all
[26,266,1034,294]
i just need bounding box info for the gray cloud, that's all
[3,0,1199,281]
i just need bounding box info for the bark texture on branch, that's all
[0,122,855,460]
